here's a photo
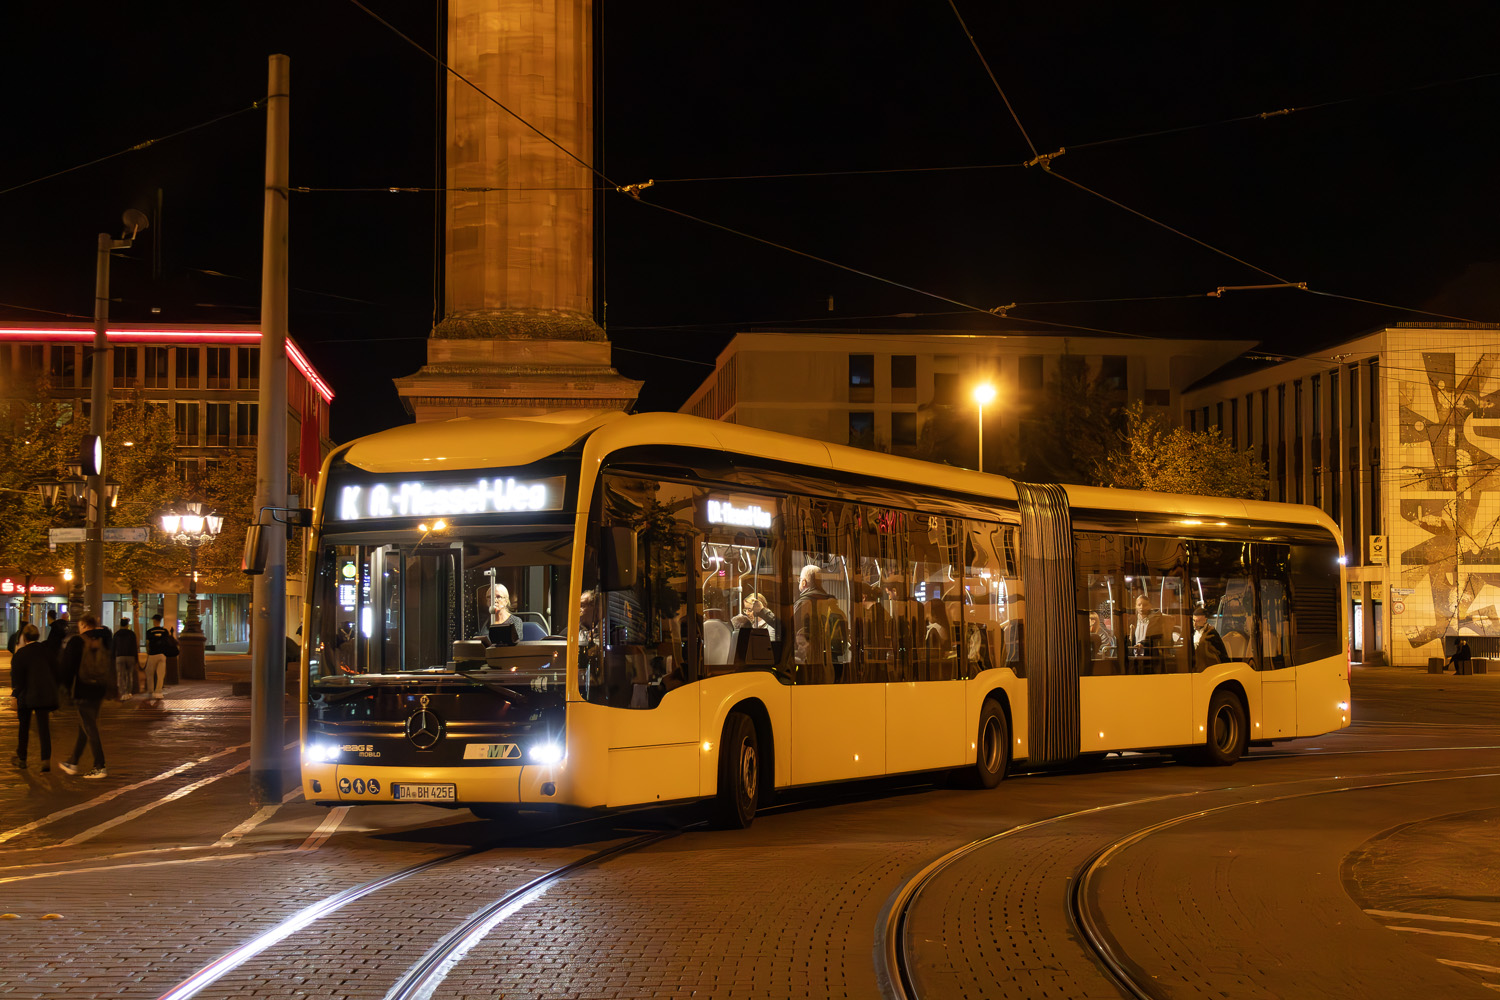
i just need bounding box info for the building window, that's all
[892,355,916,388]
[206,402,231,446]
[849,354,874,403]
[238,347,260,389]
[892,411,917,447]
[206,347,231,390]
[112,347,138,387]
[175,402,200,445]
[1019,355,1043,390]
[175,459,198,482]
[49,346,75,385]
[849,411,875,448]
[143,347,169,388]
[176,347,200,388]
[932,372,958,405]
[236,402,259,446]
[1230,398,1239,448]
[1143,388,1170,407]
[1100,355,1127,392]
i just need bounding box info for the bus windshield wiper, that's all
[448,669,530,705]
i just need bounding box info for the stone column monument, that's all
[395,0,641,420]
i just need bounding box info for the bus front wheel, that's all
[970,699,1010,789]
[1200,689,1248,766]
[712,712,760,829]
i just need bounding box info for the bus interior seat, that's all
[519,621,547,642]
[732,627,776,667]
[704,618,732,666]
[1221,630,1249,661]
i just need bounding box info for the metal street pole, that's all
[84,234,113,626]
[250,53,291,805]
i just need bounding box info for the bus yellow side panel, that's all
[606,745,701,807]
[1079,674,1193,751]
[791,682,886,785]
[1295,655,1351,735]
[886,680,966,774]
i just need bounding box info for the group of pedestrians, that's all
[9,611,180,780]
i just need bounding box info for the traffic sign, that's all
[103,527,149,543]
[48,527,86,543]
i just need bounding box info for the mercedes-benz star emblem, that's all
[406,694,444,750]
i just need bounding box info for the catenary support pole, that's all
[250,53,290,805]
[84,233,113,627]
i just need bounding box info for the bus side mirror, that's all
[601,526,637,591]
[242,523,265,576]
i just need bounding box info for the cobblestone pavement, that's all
[0,663,1497,999]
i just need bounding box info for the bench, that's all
[1428,657,1445,674]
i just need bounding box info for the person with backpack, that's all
[113,617,140,701]
[10,623,58,771]
[58,615,110,779]
[143,614,177,702]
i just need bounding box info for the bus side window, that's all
[1254,543,1293,670]
[599,474,701,707]
[908,514,962,682]
[1074,531,1124,676]
[963,520,1020,678]
[787,496,854,685]
[852,505,903,685]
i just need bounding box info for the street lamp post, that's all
[36,467,117,630]
[161,503,223,681]
[972,382,997,474]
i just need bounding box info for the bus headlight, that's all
[304,743,341,763]
[529,742,563,765]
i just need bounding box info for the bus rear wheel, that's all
[969,699,1010,789]
[712,712,760,829]
[1200,689,1248,766]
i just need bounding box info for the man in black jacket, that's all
[58,615,109,779]
[11,623,58,771]
[113,617,140,701]
[144,614,175,701]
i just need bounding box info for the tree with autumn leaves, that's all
[0,381,263,618]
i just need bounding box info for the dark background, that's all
[4,2,1497,441]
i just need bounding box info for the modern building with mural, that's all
[1183,322,1500,667]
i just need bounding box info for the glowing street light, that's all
[972,382,997,473]
[160,502,223,680]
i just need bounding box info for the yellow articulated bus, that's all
[299,411,1350,826]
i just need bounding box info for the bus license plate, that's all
[393,783,456,802]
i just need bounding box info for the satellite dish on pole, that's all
[122,209,150,239]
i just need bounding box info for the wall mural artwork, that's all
[1397,350,1500,650]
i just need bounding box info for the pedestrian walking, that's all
[113,617,140,701]
[143,614,176,702]
[10,623,58,772]
[58,615,110,779]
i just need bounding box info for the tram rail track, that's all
[155,819,685,1000]
[878,760,1500,1000]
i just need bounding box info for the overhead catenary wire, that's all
[945,0,1038,159]
[0,102,263,199]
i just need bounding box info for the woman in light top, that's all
[485,583,523,646]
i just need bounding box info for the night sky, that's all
[4,2,1498,442]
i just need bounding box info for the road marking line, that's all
[1439,959,1500,974]
[1366,909,1500,929]
[60,761,251,847]
[1387,925,1500,943]
[0,744,249,845]
[213,805,282,849]
[0,847,301,884]
[298,807,349,851]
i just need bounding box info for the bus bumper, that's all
[302,761,572,807]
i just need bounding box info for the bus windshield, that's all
[308,526,573,681]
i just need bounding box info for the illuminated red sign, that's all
[0,579,57,594]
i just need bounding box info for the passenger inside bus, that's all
[481,582,523,646]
